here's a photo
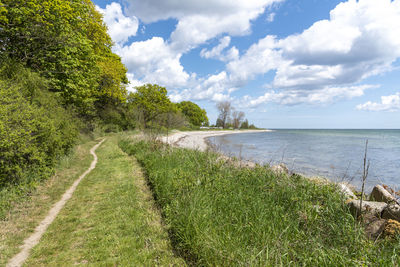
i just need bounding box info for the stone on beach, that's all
[382,203,400,221]
[363,214,386,239]
[338,183,357,200]
[370,185,397,203]
[347,199,387,217]
[270,163,289,175]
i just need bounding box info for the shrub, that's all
[0,63,79,186]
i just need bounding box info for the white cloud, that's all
[200,36,239,62]
[125,0,283,51]
[357,93,400,111]
[116,37,190,88]
[125,73,143,92]
[221,0,400,105]
[227,35,282,84]
[243,85,375,107]
[96,3,138,45]
[266,12,275,22]
[105,0,400,107]
[169,71,234,102]
[272,0,400,90]
[124,0,283,23]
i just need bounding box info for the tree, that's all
[232,110,245,129]
[0,0,128,116]
[240,119,249,129]
[128,84,173,128]
[215,118,224,128]
[216,101,232,129]
[177,101,209,127]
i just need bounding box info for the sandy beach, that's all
[161,129,271,151]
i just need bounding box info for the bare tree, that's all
[216,101,232,129]
[232,110,245,129]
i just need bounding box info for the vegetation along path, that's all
[2,134,184,266]
[6,139,105,267]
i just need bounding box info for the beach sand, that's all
[161,129,271,151]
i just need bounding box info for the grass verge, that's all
[24,134,185,266]
[120,139,400,266]
[0,139,97,266]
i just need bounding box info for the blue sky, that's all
[94,0,400,128]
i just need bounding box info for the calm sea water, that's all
[208,129,400,191]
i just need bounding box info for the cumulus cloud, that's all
[227,35,282,84]
[222,0,400,106]
[105,0,282,94]
[242,85,375,107]
[169,71,235,102]
[125,0,283,51]
[356,93,400,111]
[273,0,400,89]
[96,3,138,45]
[200,36,239,62]
[124,0,282,23]
[116,37,190,88]
[103,0,400,107]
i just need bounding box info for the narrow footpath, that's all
[2,134,184,266]
[7,139,105,267]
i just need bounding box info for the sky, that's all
[93,0,400,129]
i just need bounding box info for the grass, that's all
[24,134,184,266]
[0,139,97,266]
[120,139,400,266]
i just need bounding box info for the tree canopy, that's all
[0,0,128,116]
[128,84,174,128]
[177,101,209,127]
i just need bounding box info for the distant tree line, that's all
[214,101,257,129]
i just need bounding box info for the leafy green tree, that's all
[240,119,249,129]
[0,0,7,25]
[216,118,224,128]
[0,0,128,116]
[0,63,78,186]
[128,84,174,128]
[177,101,209,127]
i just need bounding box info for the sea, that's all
[207,129,400,192]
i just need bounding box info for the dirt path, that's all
[6,139,105,267]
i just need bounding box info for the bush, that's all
[0,63,79,187]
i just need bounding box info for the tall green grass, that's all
[120,140,400,266]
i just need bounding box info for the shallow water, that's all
[208,129,400,191]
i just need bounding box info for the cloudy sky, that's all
[94,0,400,129]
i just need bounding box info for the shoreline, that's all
[161,129,272,152]
[160,129,370,193]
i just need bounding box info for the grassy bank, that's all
[24,134,184,266]
[0,139,97,266]
[1,134,184,266]
[120,139,400,266]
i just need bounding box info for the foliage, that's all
[177,101,209,127]
[0,63,78,187]
[0,0,127,116]
[20,136,185,266]
[240,119,249,129]
[121,139,400,266]
[0,0,7,25]
[128,84,175,128]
